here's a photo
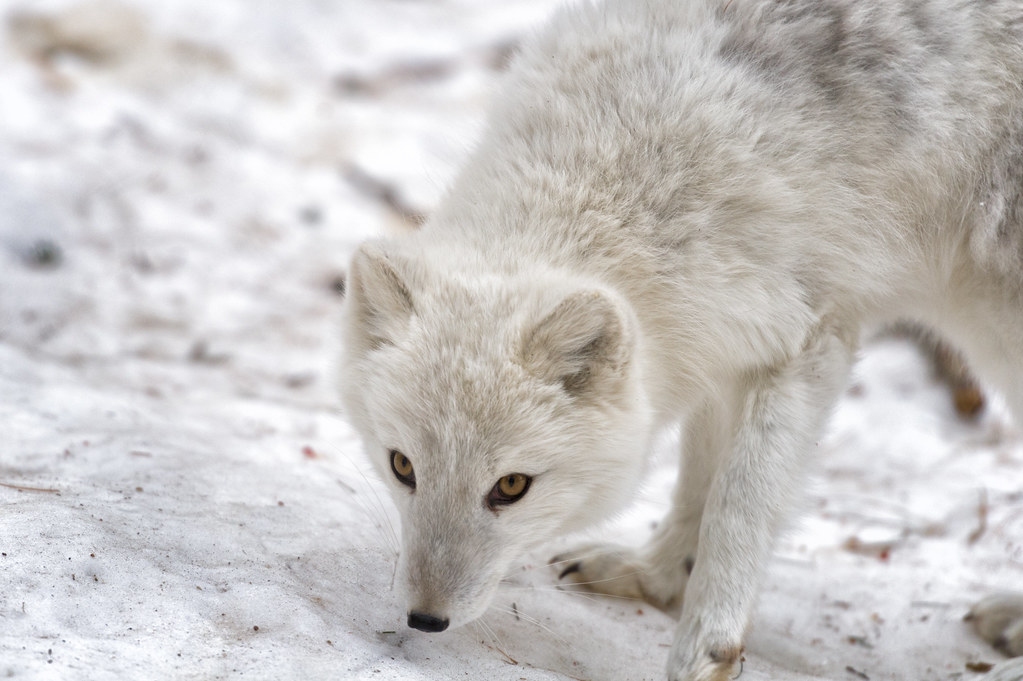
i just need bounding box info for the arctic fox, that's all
[339,0,1023,678]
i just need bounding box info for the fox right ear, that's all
[519,289,632,397]
[344,242,416,351]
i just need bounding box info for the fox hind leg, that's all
[967,593,1023,657]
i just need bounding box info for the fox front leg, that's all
[668,328,855,681]
[552,394,733,613]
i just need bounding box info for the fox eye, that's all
[390,450,416,489]
[487,473,531,509]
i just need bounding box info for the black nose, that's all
[407,611,449,633]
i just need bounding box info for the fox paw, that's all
[550,543,683,612]
[966,593,1023,657]
[667,629,744,681]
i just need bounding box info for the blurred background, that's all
[0,0,551,406]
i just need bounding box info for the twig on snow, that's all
[341,164,426,227]
[968,488,989,545]
[0,481,60,494]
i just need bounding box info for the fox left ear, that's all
[519,290,632,396]
[344,241,417,352]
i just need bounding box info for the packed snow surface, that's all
[1,1,1020,679]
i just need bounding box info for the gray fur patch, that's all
[716,0,931,131]
[974,113,1023,283]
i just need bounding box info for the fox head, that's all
[339,241,653,632]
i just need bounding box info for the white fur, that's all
[340,1,1023,679]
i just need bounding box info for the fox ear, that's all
[519,290,631,396]
[344,242,416,351]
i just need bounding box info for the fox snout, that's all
[399,523,508,634]
[407,611,449,633]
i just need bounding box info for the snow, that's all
[1,1,1020,680]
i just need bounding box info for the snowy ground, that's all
[1,1,1021,680]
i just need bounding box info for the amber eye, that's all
[390,450,416,489]
[487,473,531,509]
